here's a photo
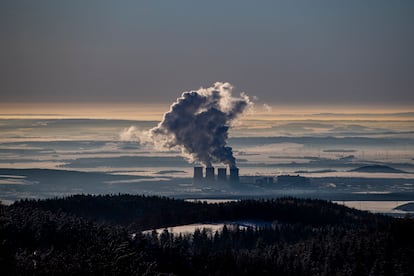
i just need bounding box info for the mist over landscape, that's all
[1,109,413,214]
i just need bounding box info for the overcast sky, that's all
[1,1,413,106]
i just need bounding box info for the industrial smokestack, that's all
[193,166,203,183]
[205,167,215,181]
[229,167,239,184]
[149,82,251,168]
[217,167,227,181]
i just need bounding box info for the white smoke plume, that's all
[119,126,152,144]
[150,82,252,168]
[119,126,140,142]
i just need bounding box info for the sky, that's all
[1,1,414,107]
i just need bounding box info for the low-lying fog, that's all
[1,115,413,215]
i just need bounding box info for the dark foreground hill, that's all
[1,195,414,275]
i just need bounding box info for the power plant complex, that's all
[193,166,311,187]
[193,166,239,184]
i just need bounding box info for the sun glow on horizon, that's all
[0,102,413,121]
[0,103,168,121]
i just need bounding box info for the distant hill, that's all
[349,165,406,173]
[295,169,337,174]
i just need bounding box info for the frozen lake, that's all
[142,200,414,236]
[142,220,273,236]
[334,200,414,214]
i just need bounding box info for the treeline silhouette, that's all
[1,194,414,275]
[11,195,382,230]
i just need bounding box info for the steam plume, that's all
[150,82,251,168]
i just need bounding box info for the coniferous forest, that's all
[1,194,414,275]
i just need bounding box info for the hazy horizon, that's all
[1,102,414,121]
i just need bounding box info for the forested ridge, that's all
[1,195,414,275]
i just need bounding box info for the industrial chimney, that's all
[217,167,227,181]
[193,166,203,183]
[229,167,239,184]
[205,166,215,181]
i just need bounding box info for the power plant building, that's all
[193,166,238,184]
[193,166,203,183]
[229,167,239,184]
[205,167,215,180]
[277,175,310,186]
[217,168,227,181]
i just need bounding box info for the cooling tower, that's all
[229,167,239,184]
[193,166,203,183]
[205,166,215,180]
[217,167,227,181]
